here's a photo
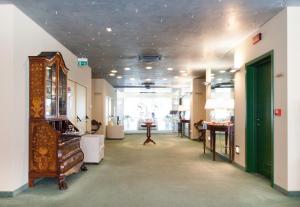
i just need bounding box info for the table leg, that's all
[213,131,216,161]
[203,133,206,154]
[225,131,228,154]
[210,130,213,152]
[230,127,234,162]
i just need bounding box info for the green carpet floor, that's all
[1,134,299,207]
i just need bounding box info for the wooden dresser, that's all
[29,52,86,190]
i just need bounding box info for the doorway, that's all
[245,51,274,183]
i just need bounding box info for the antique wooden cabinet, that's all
[29,52,86,190]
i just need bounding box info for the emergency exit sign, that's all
[78,58,88,67]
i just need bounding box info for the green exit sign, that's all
[78,58,88,67]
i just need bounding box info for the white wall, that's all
[286,7,300,192]
[92,79,117,135]
[0,4,92,192]
[234,8,300,191]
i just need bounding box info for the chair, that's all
[194,120,206,153]
[91,119,101,134]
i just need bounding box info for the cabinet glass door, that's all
[45,64,57,117]
[59,67,67,116]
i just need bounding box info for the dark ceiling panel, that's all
[1,0,299,87]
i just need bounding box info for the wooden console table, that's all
[141,122,157,145]
[204,122,234,162]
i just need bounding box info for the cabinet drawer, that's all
[60,140,80,157]
[60,151,83,173]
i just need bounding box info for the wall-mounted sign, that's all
[252,33,262,45]
[78,57,88,67]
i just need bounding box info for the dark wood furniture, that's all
[204,122,234,162]
[29,52,86,190]
[141,122,156,145]
[194,120,206,141]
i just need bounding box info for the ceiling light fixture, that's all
[163,78,167,81]
[174,76,179,79]
[230,69,237,73]
[130,77,135,81]
[145,78,151,82]
[145,66,152,70]
[180,70,186,73]
[124,67,131,71]
[219,70,226,73]
[109,73,115,77]
[117,76,122,79]
[167,68,173,71]
[111,70,118,73]
[106,27,112,32]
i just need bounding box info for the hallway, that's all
[1,134,299,207]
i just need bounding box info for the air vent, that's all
[142,82,155,89]
[138,55,162,63]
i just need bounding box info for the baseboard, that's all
[274,184,300,197]
[232,162,246,171]
[0,183,28,198]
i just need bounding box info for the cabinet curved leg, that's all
[58,176,68,190]
[29,178,34,187]
[81,164,88,171]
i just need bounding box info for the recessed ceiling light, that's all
[146,66,152,70]
[211,73,215,76]
[106,27,112,32]
[179,70,186,73]
[167,68,173,71]
[174,76,179,79]
[109,73,115,77]
[124,67,131,71]
[145,78,151,82]
[117,76,122,79]
[163,78,167,81]
[230,69,237,73]
[218,78,223,81]
[130,77,135,81]
[219,70,226,73]
[111,70,118,73]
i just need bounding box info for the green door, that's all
[256,59,272,179]
[246,52,273,182]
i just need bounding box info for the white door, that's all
[67,80,76,125]
[93,93,103,134]
[76,84,87,133]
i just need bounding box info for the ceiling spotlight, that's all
[145,66,152,70]
[219,70,226,73]
[124,67,131,71]
[179,70,186,73]
[106,27,112,32]
[230,69,237,73]
[109,73,115,77]
[130,77,135,81]
[117,76,122,79]
[167,67,173,71]
[111,70,118,73]
[218,78,223,81]
[163,78,167,81]
[145,78,152,82]
[174,76,179,79]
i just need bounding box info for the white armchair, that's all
[106,125,125,139]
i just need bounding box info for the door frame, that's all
[245,50,274,186]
